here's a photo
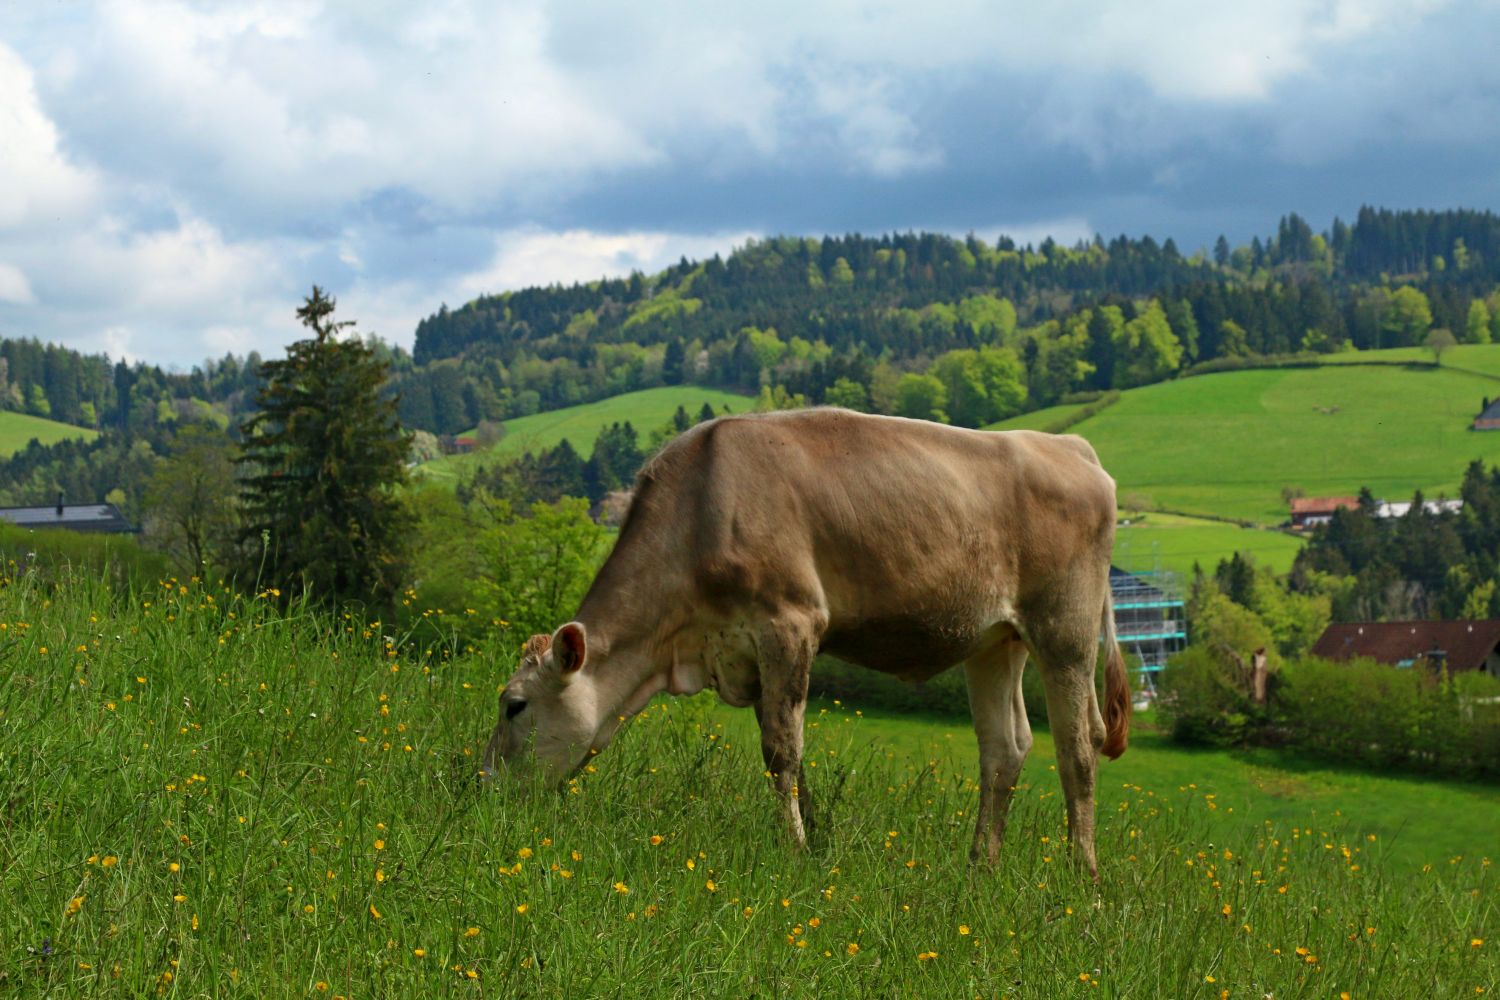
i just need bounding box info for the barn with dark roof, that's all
[1309,620,1500,676]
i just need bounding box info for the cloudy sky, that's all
[1,1,1497,367]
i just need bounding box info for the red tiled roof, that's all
[1290,496,1360,516]
[1310,620,1500,673]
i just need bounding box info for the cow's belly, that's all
[820,614,987,682]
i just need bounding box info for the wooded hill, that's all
[397,207,1500,433]
[4,206,1500,509]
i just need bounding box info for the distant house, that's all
[0,496,135,534]
[1310,620,1500,676]
[1474,397,1500,430]
[437,434,478,455]
[1289,496,1360,530]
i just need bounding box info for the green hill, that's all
[994,351,1500,525]
[416,386,756,482]
[0,411,97,457]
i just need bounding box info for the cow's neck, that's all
[575,574,687,722]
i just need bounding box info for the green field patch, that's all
[0,410,96,457]
[1113,511,1303,577]
[1064,362,1500,523]
[416,386,756,482]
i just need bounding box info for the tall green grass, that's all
[1,573,1493,997]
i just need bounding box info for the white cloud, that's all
[0,42,98,230]
[0,263,36,305]
[0,0,1486,368]
[456,227,760,297]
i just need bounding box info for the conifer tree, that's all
[238,287,411,608]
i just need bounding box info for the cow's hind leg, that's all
[754,615,821,848]
[965,637,1033,864]
[1029,607,1110,879]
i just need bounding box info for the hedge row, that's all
[1158,647,1500,779]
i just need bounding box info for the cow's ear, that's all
[552,622,587,674]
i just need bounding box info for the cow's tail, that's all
[1099,589,1131,761]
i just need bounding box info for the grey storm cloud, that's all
[0,0,1497,366]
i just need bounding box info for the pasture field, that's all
[1112,511,1302,578]
[1318,344,1500,379]
[0,411,95,458]
[1058,360,1500,524]
[987,401,1091,432]
[2,575,1494,998]
[415,387,755,483]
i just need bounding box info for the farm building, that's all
[1310,620,1500,676]
[1473,397,1500,430]
[1289,496,1360,529]
[0,497,134,534]
[1110,566,1186,686]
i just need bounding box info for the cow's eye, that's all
[505,699,528,720]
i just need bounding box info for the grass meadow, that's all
[1060,359,1500,524]
[2,572,1494,998]
[1112,512,1302,578]
[0,412,96,459]
[415,388,755,484]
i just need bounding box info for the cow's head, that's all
[482,622,603,785]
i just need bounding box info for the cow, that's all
[483,408,1130,874]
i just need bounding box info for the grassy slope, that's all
[0,410,96,457]
[1061,355,1500,523]
[4,579,1492,997]
[1114,510,1303,577]
[416,386,756,482]
[710,700,1498,869]
[986,400,1090,432]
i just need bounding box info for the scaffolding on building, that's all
[1109,564,1187,689]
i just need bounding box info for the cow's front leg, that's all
[754,617,819,848]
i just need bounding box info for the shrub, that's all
[1155,645,1266,746]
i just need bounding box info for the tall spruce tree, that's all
[238,287,411,608]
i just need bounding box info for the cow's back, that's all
[626,409,1116,677]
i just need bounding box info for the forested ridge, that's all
[399,206,1500,431]
[4,206,1500,512]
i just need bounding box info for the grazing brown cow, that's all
[484,408,1130,873]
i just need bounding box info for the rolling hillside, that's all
[0,411,97,458]
[995,349,1500,525]
[415,386,756,481]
